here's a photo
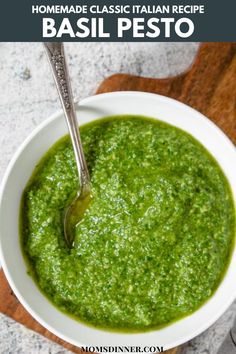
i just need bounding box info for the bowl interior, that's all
[1,92,236,350]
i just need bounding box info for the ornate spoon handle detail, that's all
[44,42,90,190]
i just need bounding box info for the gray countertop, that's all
[0,42,235,354]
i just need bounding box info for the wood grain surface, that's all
[1,42,235,354]
[97,42,236,144]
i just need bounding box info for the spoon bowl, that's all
[64,185,92,247]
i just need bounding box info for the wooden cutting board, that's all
[0,42,235,354]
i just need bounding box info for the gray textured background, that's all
[0,42,235,354]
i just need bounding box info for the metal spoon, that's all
[44,42,91,247]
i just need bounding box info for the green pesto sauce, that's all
[21,115,235,332]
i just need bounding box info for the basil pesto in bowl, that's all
[1,92,236,350]
[21,115,235,332]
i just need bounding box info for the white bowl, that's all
[0,92,236,351]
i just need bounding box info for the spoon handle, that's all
[44,42,90,189]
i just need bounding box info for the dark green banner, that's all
[0,0,235,41]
